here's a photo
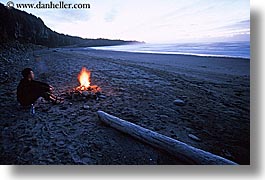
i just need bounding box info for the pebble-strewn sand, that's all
[0,46,250,164]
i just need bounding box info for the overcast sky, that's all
[5,0,250,43]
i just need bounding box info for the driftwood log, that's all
[97,111,237,165]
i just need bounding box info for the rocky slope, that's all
[0,3,141,47]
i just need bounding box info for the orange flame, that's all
[77,67,91,90]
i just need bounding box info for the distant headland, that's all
[0,3,144,48]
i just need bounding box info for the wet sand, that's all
[0,46,250,164]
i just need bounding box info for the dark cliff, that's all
[0,3,142,47]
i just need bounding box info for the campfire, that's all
[65,67,104,101]
[76,67,91,91]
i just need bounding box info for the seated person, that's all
[17,68,64,106]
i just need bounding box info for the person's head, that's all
[22,68,34,80]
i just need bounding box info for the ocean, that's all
[90,42,250,59]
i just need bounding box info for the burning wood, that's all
[77,67,91,90]
[64,67,105,101]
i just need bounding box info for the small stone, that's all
[47,158,54,163]
[188,134,201,142]
[82,91,89,97]
[60,106,68,110]
[71,154,81,163]
[83,105,90,110]
[154,126,160,131]
[223,149,233,158]
[119,88,125,91]
[98,95,106,99]
[173,99,185,106]
[56,141,65,147]
[81,157,93,164]
[170,134,177,138]
[82,153,90,157]
[159,115,169,119]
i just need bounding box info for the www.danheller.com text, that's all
[7,1,91,9]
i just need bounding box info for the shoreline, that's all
[67,47,250,79]
[87,41,250,60]
[88,47,250,60]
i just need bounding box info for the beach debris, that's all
[173,99,185,106]
[97,111,237,165]
[83,105,90,110]
[188,134,201,142]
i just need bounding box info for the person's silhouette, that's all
[17,68,63,106]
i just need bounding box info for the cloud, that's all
[104,8,118,23]
[223,20,250,30]
[9,0,250,43]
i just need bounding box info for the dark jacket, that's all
[17,78,50,106]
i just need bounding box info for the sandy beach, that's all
[0,46,250,164]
